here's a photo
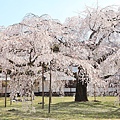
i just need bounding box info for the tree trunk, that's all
[75,81,88,102]
[74,66,89,102]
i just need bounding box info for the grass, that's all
[0,96,120,120]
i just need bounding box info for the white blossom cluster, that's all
[0,5,120,108]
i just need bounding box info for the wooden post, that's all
[48,61,52,113]
[5,73,7,107]
[10,98,12,105]
[42,63,44,109]
[93,84,96,102]
[118,75,120,105]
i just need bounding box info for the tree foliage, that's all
[0,5,120,105]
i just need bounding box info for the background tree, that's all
[81,6,120,99]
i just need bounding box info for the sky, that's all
[0,0,120,27]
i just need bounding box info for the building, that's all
[34,71,76,96]
[0,73,10,96]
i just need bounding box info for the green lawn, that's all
[0,96,120,120]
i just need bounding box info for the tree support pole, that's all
[42,63,44,109]
[5,73,7,107]
[48,61,52,113]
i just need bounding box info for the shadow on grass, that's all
[0,99,120,120]
[49,100,120,119]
